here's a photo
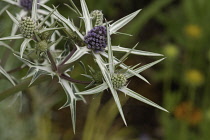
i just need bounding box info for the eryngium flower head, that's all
[111,73,127,89]
[19,17,37,39]
[20,0,40,11]
[84,26,107,53]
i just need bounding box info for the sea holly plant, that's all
[0,0,168,133]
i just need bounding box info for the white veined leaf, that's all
[14,54,53,74]
[0,34,23,41]
[38,6,58,28]
[101,52,150,84]
[109,46,163,56]
[29,69,49,86]
[20,38,32,58]
[119,87,168,112]
[110,9,141,34]
[40,4,84,40]
[0,41,14,52]
[0,65,16,86]
[31,0,38,21]
[71,83,86,103]
[80,0,92,33]
[6,10,19,25]
[106,23,114,74]
[14,53,35,66]
[39,27,65,34]
[1,0,19,6]
[11,22,19,36]
[40,0,49,4]
[59,79,77,133]
[75,82,108,95]
[64,46,89,64]
[0,5,9,16]
[94,54,127,126]
[126,58,165,78]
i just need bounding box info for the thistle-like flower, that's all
[111,73,127,89]
[84,26,107,53]
[19,17,37,38]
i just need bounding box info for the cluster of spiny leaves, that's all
[0,0,168,133]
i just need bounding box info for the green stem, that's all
[0,75,50,102]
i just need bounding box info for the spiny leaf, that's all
[0,34,23,41]
[110,9,141,34]
[109,45,163,56]
[31,0,38,21]
[120,87,168,112]
[80,0,92,33]
[20,38,32,58]
[126,58,165,78]
[76,83,108,95]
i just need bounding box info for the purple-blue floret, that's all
[20,0,40,11]
[84,26,107,53]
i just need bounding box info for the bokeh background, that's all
[0,0,210,140]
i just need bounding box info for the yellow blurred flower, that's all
[185,69,204,86]
[174,101,202,125]
[163,44,179,59]
[184,24,202,39]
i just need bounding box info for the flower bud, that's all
[19,17,37,39]
[111,73,127,89]
[91,10,103,26]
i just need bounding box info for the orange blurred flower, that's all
[174,101,202,125]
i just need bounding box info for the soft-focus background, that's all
[0,0,210,140]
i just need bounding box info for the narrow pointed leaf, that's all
[109,46,163,56]
[0,5,9,15]
[64,46,89,64]
[20,38,31,58]
[0,65,16,86]
[0,41,14,52]
[29,69,48,86]
[126,58,165,78]
[120,87,168,112]
[94,54,127,125]
[40,4,84,40]
[0,34,23,41]
[76,82,108,95]
[59,79,77,133]
[106,23,114,74]
[39,27,65,34]
[31,0,38,21]
[2,0,19,6]
[101,52,150,84]
[7,10,19,25]
[38,6,58,28]
[80,0,92,33]
[110,10,141,34]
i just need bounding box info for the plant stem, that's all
[60,73,91,85]
[58,45,77,66]
[46,50,57,71]
[0,75,50,102]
